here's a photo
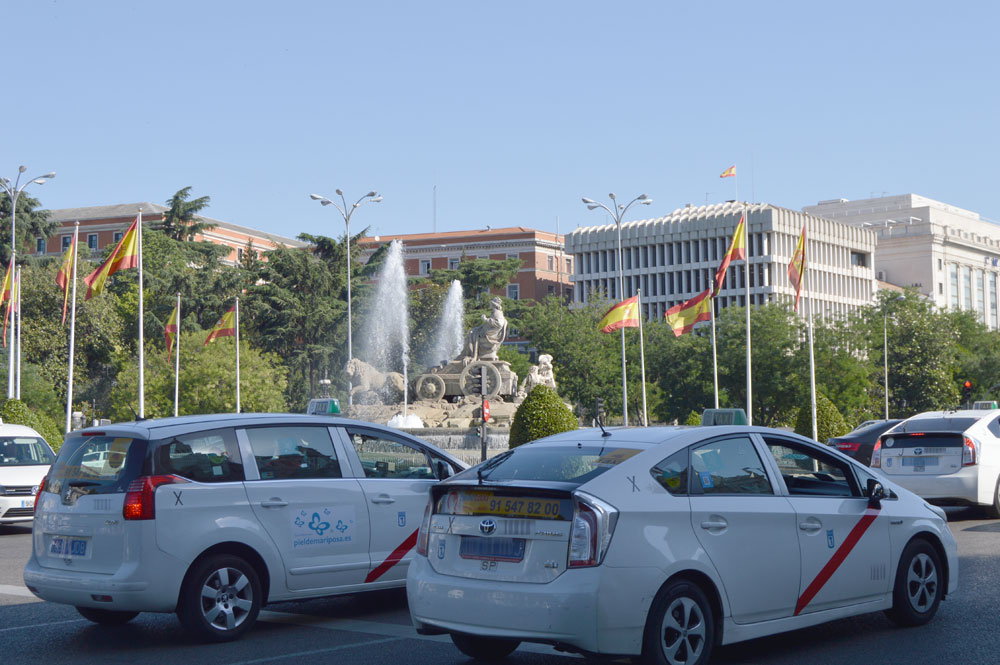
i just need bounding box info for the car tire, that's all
[450,632,520,661]
[885,539,943,627]
[984,476,1000,519]
[642,579,715,665]
[177,554,262,642]
[75,607,140,625]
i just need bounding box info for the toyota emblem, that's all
[913,447,923,456]
[479,518,497,535]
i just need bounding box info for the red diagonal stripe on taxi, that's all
[794,508,881,616]
[365,529,419,583]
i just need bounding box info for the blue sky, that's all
[3,1,997,241]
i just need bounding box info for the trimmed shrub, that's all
[509,385,578,448]
[684,410,702,426]
[0,398,64,451]
[794,393,849,443]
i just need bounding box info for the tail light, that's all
[568,493,618,568]
[963,437,979,466]
[870,440,883,468]
[834,442,862,453]
[33,475,47,516]
[416,501,432,557]
[123,475,187,520]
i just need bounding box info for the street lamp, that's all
[1,166,55,398]
[883,294,906,419]
[581,193,653,426]
[309,189,382,406]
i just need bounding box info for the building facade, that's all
[43,203,306,264]
[805,194,1000,328]
[358,227,571,302]
[567,201,877,322]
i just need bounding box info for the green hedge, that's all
[509,385,578,448]
[794,393,849,443]
[1,399,64,451]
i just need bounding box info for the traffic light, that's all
[595,397,606,423]
[962,380,973,405]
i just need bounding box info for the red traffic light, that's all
[964,380,973,389]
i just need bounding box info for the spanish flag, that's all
[720,165,736,178]
[165,302,180,360]
[598,295,640,333]
[3,268,18,347]
[665,289,712,337]
[84,216,139,300]
[713,214,747,295]
[788,225,807,311]
[56,236,76,324]
[205,305,237,345]
[0,259,12,308]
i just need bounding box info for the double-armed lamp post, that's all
[581,193,652,426]
[309,189,382,406]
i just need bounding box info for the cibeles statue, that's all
[462,296,507,363]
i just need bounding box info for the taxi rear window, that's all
[898,418,977,433]
[45,435,146,496]
[456,446,642,487]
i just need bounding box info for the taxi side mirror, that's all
[866,478,886,509]
[435,459,452,480]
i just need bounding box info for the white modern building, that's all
[567,201,877,322]
[805,194,1000,328]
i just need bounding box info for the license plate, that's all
[49,536,89,559]
[447,491,569,519]
[902,457,937,471]
[459,536,526,562]
[21,499,34,508]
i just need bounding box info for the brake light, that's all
[33,475,47,516]
[835,442,862,453]
[567,493,618,569]
[963,437,979,466]
[123,475,187,520]
[416,501,432,557]
[870,440,882,468]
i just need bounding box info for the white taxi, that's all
[24,413,465,641]
[407,425,958,664]
[0,423,56,524]
[871,409,1000,518]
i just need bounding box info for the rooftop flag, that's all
[56,235,76,324]
[598,295,640,333]
[788,225,807,311]
[720,165,736,178]
[713,214,747,296]
[205,305,237,346]
[83,216,140,300]
[665,289,712,337]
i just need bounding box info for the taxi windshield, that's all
[457,445,642,487]
[0,436,55,467]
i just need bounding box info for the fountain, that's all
[429,280,464,367]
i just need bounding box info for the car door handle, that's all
[371,494,396,505]
[700,520,728,530]
[799,519,823,533]
[260,499,288,508]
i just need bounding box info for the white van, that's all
[0,423,56,524]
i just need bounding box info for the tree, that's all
[794,392,849,443]
[160,187,215,242]
[509,385,578,447]
[0,190,57,264]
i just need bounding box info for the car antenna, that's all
[128,404,145,422]
[597,413,611,438]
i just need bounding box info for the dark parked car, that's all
[828,419,902,465]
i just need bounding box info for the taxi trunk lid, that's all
[877,432,966,476]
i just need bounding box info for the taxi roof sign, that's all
[972,400,998,410]
[306,398,341,415]
[701,408,748,426]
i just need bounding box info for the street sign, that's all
[483,399,490,423]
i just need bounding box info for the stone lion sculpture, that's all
[345,358,406,402]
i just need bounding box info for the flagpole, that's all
[806,254,818,441]
[711,277,719,409]
[744,202,752,426]
[15,266,21,399]
[235,297,241,414]
[174,292,181,418]
[137,209,145,419]
[65,223,79,433]
[617,220,628,426]
[637,288,648,427]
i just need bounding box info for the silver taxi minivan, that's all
[25,413,465,641]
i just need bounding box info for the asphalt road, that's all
[1,508,997,665]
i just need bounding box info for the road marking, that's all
[229,637,400,664]
[0,584,39,599]
[0,619,85,633]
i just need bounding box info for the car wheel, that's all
[984,476,1000,519]
[643,579,714,665]
[885,539,943,626]
[75,607,140,625]
[450,633,520,661]
[177,554,262,642]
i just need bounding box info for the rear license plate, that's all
[902,457,937,472]
[459,536,526,562]
[49,536,89,559]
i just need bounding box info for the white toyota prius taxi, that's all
[407,425,958,665]
[24,414,466,642]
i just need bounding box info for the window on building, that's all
[36,238,45,254]
[567,257,573,274]
[238,247,245,261]
[88,234,98,250]
[547,255,554,271]
[938,258,943,271]
[61,235,72,251]
[977,269,986,323]
[963,266,972,310]
[448,258,459,270]
[507,253,519,261]
[113,231,123,243]
[850,251,868,267]
[420,259,431,275]
[507,284,520,300]
[547,284,555,295]
[950,265,959,309]
[991,274,998,327]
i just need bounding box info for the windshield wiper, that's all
[477,450,514,485]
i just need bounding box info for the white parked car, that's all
[407,425,958,665]
[24,413,466,641]
[871,409,1000,518]
[0,423,56,525]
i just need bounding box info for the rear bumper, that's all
[886,468,980,505]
